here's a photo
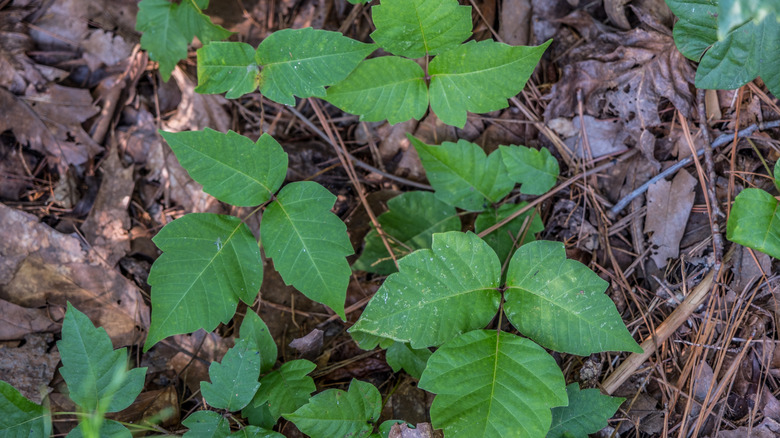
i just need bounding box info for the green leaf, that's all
[136,0,232,80]
[428,40,551,128]
[229,426,285,438]
[262,181,353,319]
[370,0,471,57]
[256,28,376,105]
[353,191,460,274]
[504,241,642,355]
[727,188,780,258]
[547,383,624,438]
[418,330,568,437]
[201,338,261,411]
[145,213,263,350]
[285,379,381,438]
[385,342,432,380]
[58,303,146,413]
[196,42,260,99]
[719,0,780,37]
[475,203,543,267]
[410,136,514,211]
[500,145,559,195]
[667,0,780,95]
[161,129,287,207]
[183,410,230,438]
[239,312,278,374]
[325,56,428,124]
[241,401,276,430]
[67,420,131,438]
[0,381,51,437]
[251,360,316,419]
[350,231,501,348]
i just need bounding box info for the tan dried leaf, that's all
[644,169,697,268]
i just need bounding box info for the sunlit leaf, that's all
[547,383,624,438]
[196,42,260,99]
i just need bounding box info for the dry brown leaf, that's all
[289,328,324,359]
[716,418,780,438]
[0,203,149,346]
[644,169,697,268]
[0,333,60,403]
[389,423,441,438]
[499,0,531,45]
[0,299,58,341]
[162,330,231,394]
[561,115,630,159]
[163,68,230,133]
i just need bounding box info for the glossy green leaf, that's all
[428,40,551,127]
[475,203,543,267]
[58,303,146,413]
[350,231,501,348]
[353,191,460,274]
[256,28,375,105]
[67,420,131,438]
[241,402,276,430]
[547,383,624,438]
[719,0,780,37]
[239,312,277,374]
[145,213,263,350]
[419,330,568,437]
[325,56,428,124]
[0,381,51,437]
[371,0,471,57]
[667,0,780,95]
[385,342,432,380]
[201,339,261,411]
[727,188,780,259]
[136,0,231,80]
[285,379,381,438]
[251,360,316,420]
[229,426,285,438]
[504,241,642,355]
[161,130,287,206]
[500,145,559,195]
[196,42,260,98]
[410,136,514,211]
[183,410,230,438]
[262,181,353,319]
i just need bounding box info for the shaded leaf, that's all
[350,232,501,348]
[145,214,263,350]
[183,410,230,438]
[371,0,471,57]
[727,188,780,259]
[241,402,276,430]
[418,330,568,437]
[499,145,559,195]
[136,0,231,80]
[58,303,146,412]
[285,379,381,438]
[325,57,428,124]
[201,338,261,411]
[385,342,432,380]
[67,420,131,438]
[229,426,285,438]
[475,203,543,268]
[547,383,624,438]
[504,241,642,355]
[256,28,376,105]
[161,129,287,206]
[353,191,460,274]
[0,381,51,437]
[262,181,353,319]
[719,0,780,37]
[251,360,316,419]
[428,40,551,127]
[196,42,260,99]
[239,312,278,374]
[410,136,514,211]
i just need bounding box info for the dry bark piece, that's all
[644,169,696,268]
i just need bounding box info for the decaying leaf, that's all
[644,169,697,268]
[0,333,60,403]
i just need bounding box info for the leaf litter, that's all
[0,0,779,435]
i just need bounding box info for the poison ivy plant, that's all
[666,0,780,96]
[500,145,560,195]
[385,342,433,380]
[475,202,543,267]
[718,0,780,37]
[136,0,232,80]
[727,162,780,259]
[201,338,261,411]
[250,360,316,421]
[547,384,625,438]
[0,381,51,436]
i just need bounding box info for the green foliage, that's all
[67,420,131,438]
[0,381,51,436]
[547,384,625,438]
[239,312,278,374]
[182,410,230,437]
[145,213,263,350]
[250,360,316,421]
[419,330,568,437]
[136,0,231,80]
[385,342,432,380]
[500,145,560,195]
[475,203,543,267]
[666,0,780,96]
[727,188,780,259]
[201,338,261,411]
[353,191,460,274]
[718,0,780,37]
[285,379,381,438]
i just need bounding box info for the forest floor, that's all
[1,0,779,436]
